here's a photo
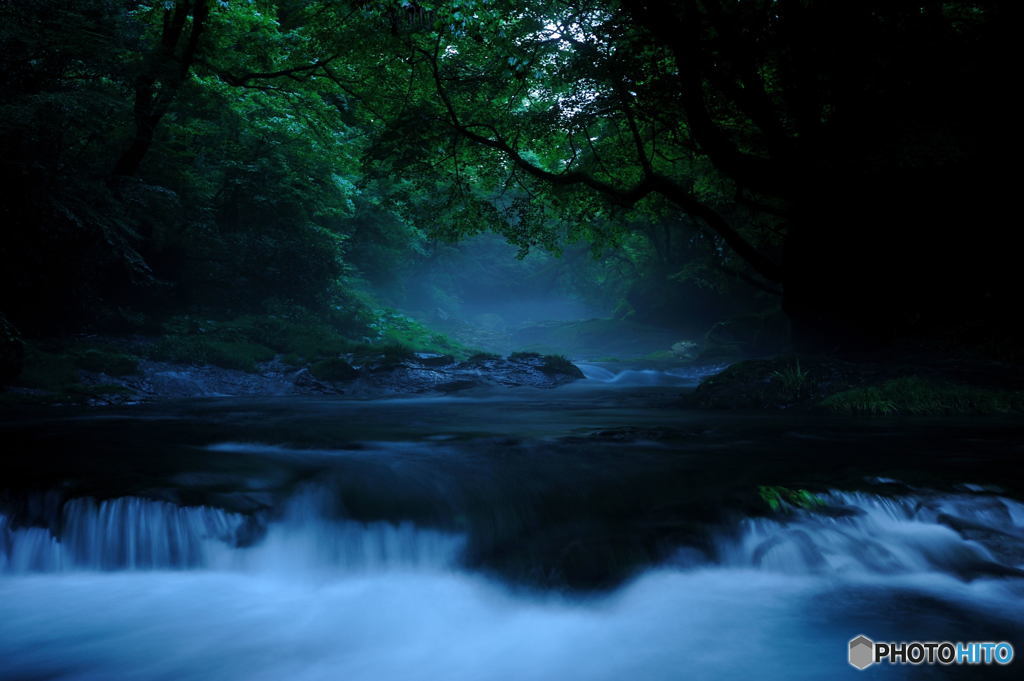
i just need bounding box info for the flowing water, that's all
[1,365,1022,680]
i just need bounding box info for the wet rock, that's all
[345,353,585,396]
[293,367,344,394]
[13,347,585,403]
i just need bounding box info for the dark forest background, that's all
[1,0,1018,391]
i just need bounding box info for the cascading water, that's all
[1,489,464,576]
[717,491,1024,578]
[2,393,1022,680]
[0,497,245,572]
[575,362,727,386]
[1,486,1021,681]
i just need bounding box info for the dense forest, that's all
[2,0,1017,400]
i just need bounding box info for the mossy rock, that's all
[74,349,139,376]
[310,358,359,382]
[695,356,867,409]
[821,376,1024,416]
[539,354,585,378]
[509,351,542,362]
[464,352,501,365]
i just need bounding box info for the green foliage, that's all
[539,354,582,377]
[821,377,1024,416]
[74,349,139,377]
[12,342,139,394]
[310,358,359,382]
[466,352,501,363]
[758,486,825,513]
[369,309,470,357]
[770,359,811,402]
[508,352,542,362]
[350,342,417,367]
[150,336,275,373]
[15,347,79,391]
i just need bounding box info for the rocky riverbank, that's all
[2,347,585,406]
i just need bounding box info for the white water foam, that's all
[1,489,464,575]
[1,488,1022,681]
[718,491,1024,576]
[576,363,726,387]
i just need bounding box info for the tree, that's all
[320,0,1014,350]
[113,0,211,178]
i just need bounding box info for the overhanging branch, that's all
[423,41,784,283]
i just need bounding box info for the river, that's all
[1,364,1022,680]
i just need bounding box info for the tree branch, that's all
[422,42,784,283]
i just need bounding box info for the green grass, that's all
[770,358,811,401]
[150,336,275,373]
[1,382,133,406]
[821,376,1024,415]
[758,485,826,512]
[539,354,582,376]
[508,351,542,361]
[161,312,350,364]
[370,310,471,358]
[74,349,139,376]
[15,347,79,390]
[465,352,501,364]
[348,341,417,366]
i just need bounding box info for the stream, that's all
[1,364,1022,680]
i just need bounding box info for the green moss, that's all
[310,358,359,382]
[466,352,500,363]
[74,349,139,376]
[0,382,134,407]
[509,351,542,361]
[150,336,274,373]
[758,485,826,512]
[821,376,1024,416]
[372,310,470,358]
[641,350,677,362]
[15,347,78,390]
[539,354,583,377]
[348,341,417,367]
[161,313,351,364]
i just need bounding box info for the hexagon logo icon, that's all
[849,635,875,670]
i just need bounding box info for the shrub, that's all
[821,376,1024,415]
[509,351,541,361]
[539,354,584,377]
[310,358,359,382]
[770,358,810,401]
[150,336,274,373]
[74,349,139,376]
[15,347,78,390]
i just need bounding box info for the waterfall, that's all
[0,489,464,574]
[0,497,245,572]
[717,490,1024,578]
